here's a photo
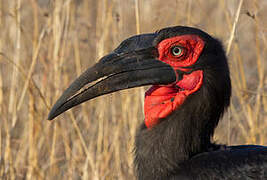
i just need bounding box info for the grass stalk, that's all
[1,1,266,179]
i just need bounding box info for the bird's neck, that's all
[134,93,221,180]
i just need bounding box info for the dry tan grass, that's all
[0,0,266,179]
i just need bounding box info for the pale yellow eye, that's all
[171,46,183,57]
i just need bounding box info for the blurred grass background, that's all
[0,0,266,179]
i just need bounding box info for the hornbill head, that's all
[48,26,231,130]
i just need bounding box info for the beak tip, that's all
[47,107,59,121]
[47,98,66,121]
[47,113,55,121]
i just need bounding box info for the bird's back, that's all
[171,145,267,180]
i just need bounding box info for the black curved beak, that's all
[48,33,177,120]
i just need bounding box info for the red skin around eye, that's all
[144,35,205,128]
[157,34,205,69]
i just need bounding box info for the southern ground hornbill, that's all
[48,26,267,180]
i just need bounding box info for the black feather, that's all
[134,26,267,180]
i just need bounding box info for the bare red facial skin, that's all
[144,35,205,128]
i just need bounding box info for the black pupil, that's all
[173,47,181,55]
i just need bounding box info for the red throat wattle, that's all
[144,35,205,128]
